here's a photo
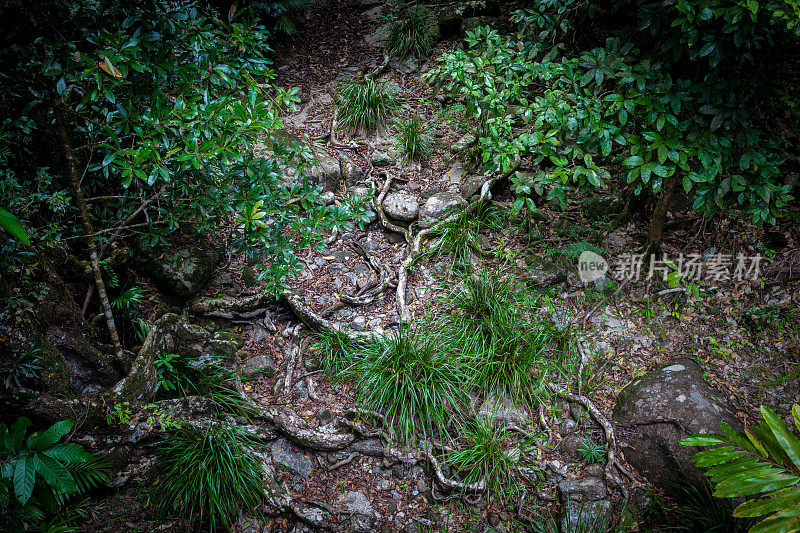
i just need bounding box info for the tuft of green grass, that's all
[396,115,432,160]
[439,271,575,404]
[578,437,606,464]
[155,425,270,532]
[662,476,754,532]
[445,419,535,500]
[335,324,471,444]
[336,77,397,135]
[427,203,504,267]
[386,5,438,58]
[154,351,253,417]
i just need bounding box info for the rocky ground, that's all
[77,1,799,531]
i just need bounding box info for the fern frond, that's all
[681,403,800,532]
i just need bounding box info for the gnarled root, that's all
[547,385,633,506]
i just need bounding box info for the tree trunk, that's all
[55,102,125,363]
[643,172,679,259]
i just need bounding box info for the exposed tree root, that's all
[547,385,633,505]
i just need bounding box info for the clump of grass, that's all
[386,5,438,58]
[439,271,575,403]
[336,324,470,444]
[156,425,270,532]
[396,115,432,160]
[427,203,504,267]
[336,77,397,135]
[445,419,535,499]
[578,437,606,464]
[154,351,253,417]
[663,476,754,532]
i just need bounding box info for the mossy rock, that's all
[133,235,221,298]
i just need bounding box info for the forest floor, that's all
[226,1,799,531]
[84,1,800,531]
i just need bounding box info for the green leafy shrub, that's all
[445,419,535,499]
[428,2,800,249]
[155,424,270,532]
[1,345,42,390]
[0,0,366,297]
[247,0,310,34]
[334,325,471,443]
[681,404,800,532]
[386,5,438,58]
[396,115,432,160]
[0,418,108,530]
[336,78,397,135]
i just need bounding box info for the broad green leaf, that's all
[0,208,31,246]
[27,420,72,450]
[735,487,800,517]
[762,406,800,470]
[681,434,728,446]
[14,456,35,505]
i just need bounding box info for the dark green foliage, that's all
[336,78,397,135]
[0,0,365,294]
[0,418,109,530]
[1,344,42,390]
[387,5,438,58]
[155,425,270,532]
[664,476,753,532]
[445,419,535,499]
[396,115,432,160]
[429,2,799,223]
[247,0,309,34]
[681,403,800,532]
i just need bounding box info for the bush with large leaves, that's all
[427,0,799,252]
[681,404,800,533]
[0,417,109,530]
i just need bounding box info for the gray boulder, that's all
[339,491,375,532]
[242,354,276,380]
[306,149,363,191]
[450,133,476,154]
[419,191,466,227]
[558,476,611,531]
[271,437,313,479]
[383,192,420,222]
[459,174,485,199]
[612,359,742,492]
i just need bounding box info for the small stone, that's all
[242,354,276,380]
[351,316,367,330]
[383,192,420,222]
[271,438,313,479]
[451,133,476,153]
[387,231,405,244]
[321,191,336,205]
[418,191,467,227]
